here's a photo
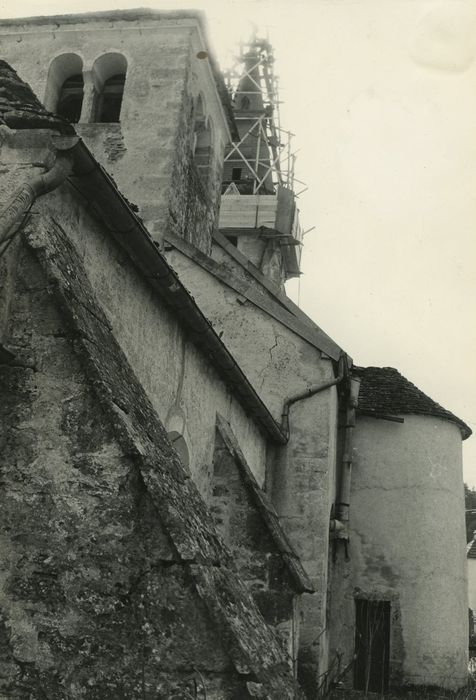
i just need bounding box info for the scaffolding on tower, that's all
[222,36,306,197]
[219,35,308,283]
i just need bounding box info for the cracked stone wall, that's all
[328,414,468,691]
[0,13,229,254]
[165,245,340,696]
[165,247,335,424]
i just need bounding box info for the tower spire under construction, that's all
[218,36,304,289]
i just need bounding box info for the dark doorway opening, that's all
[354,599,390,694]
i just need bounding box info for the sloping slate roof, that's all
[216,414,314,594]
[0,60,73,133]
[467,539,476,559]
[24,220,298,699]
[355,366,471,439]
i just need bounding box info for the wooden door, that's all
[354,599,390,693]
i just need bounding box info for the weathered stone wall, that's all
[210,424,301,667]
[165,246,335,421]
[34,182,267,501]
[329,414,468,691]
[0,241,237,697]
[164,243,340,695]
[164,48,225,255]
[275,390,339,699]
[0,128,57,344]
[0,12,229,253]
[0,188,302,697]
[2,248,302,697]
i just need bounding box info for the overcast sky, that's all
[1,0,475,484]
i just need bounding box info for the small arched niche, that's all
[167,431,190,470]
[44,53,84,123]
[91,52,128,123]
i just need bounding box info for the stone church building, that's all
[0,9,471,699]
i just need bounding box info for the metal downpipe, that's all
[331,374,361,544]
[280,354,347,441]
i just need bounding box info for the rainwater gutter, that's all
[279,355,361,545]
[280,354,347,441]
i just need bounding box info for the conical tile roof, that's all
[355,365,471,439]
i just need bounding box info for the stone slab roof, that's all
[23,218,298,699]
[0,60,73,133]
[355,366,471,440]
